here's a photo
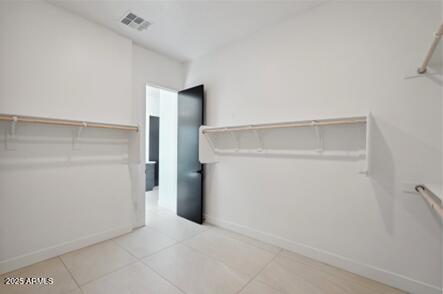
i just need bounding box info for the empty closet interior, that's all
[0,1,442,294]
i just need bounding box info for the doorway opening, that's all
[145,85,178,218]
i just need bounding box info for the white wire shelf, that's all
[199,114,371,175]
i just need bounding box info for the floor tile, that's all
[148,217,209,241]
[257,251,406,294]
[114,226,177,259]
[81,262,182,294]
[183,229,276,278]
[0,257,78,294]
[60,241,136,286]
[210,227,281,255]
[239,280,283,294]
[257,254,342,294]
[143,244,248,294]
[145,189,159,209]
[145,199,177,226]
[145,207,176,225]
[278,250,405,294]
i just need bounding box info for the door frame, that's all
[137,82,179,227]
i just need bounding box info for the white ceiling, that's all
[49,0,323,62]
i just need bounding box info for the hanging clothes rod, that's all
[0,114,138,132]
[415,185,443,217]
[417,23,443,74]
[202,117,366,134]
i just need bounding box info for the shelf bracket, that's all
[73,122,87,150]
[251,126,264,151]
[204,132,217,153]
[5,116,18,150]
[311,121,323,153]
[228,129,240,151]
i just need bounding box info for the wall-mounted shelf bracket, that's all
[204,132,217,153]
[252,127,264,151]
[358,112,371,175]
[5,116,18,150]
[228,129,240,151]
[311,121,324,153]
[73,122,87,150]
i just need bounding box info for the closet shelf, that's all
[199,114,371,175]
[0,113,138,132]
[202,116,366,134]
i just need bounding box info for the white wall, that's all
[158,89,178,212]
[0,0,185,273]
[0,0,134,274]
[147,87,161,118]
[0,1,133,125]
[186,1,442,294]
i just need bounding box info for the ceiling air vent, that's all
[120,12,151,31]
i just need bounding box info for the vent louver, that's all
[120,12,150,31]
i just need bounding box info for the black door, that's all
[177,85,204,224]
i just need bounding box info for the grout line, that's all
[111,233,180,261]
[110,238,140,260]
[207,225,282,255]
[146,207,287,293]
[70,240,139,289]
[142,207,287,293]
[141,262,186,294]
[58,256,81,291]
[139,233,189,261]
[145,223,273,294]
[146,216,211,242]
[234,248,283,294]
[77,258,139,289]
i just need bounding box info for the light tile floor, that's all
[1,195,406,294]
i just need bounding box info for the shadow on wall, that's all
[404,63,443,86]
[369,116,442,235]
[425,63,443,86]
[0,123,131,170]
[368,118,396,234]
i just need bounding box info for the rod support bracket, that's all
[228,128,240,151]
[415,185,425,193]
[73,122,87,150]
[311,120,323,153]
[251,127,264,151]
[5,116,18,150]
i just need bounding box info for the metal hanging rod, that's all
[0,114,138,132]
[202,116,366,134]
[417,23,443,74]
[415,185,443,218]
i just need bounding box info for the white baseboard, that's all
[204,214,441,294]
[0,226,132,275]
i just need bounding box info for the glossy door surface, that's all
[177,85,204,224]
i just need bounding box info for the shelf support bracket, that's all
[251,126,264,151]
[73,122,87,150]
[5,116,18,150]
[204,132,218,153]
[311,121,323,153]
[228,129,240,151]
